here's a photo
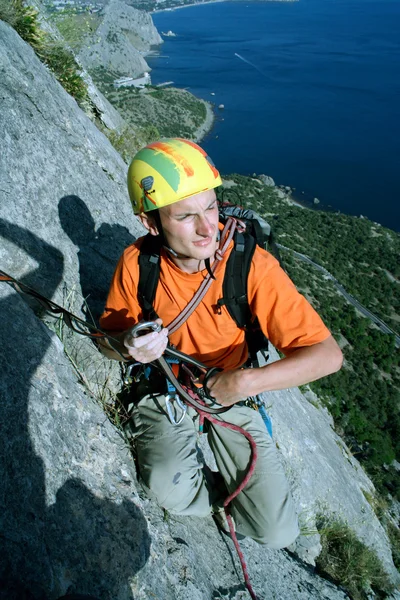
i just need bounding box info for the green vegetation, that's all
[91,66,209,141]
[0,0,89,105]
[362,490,400,571]
[101,123,161,164]
[221,176,400,500]
[125,0,225,12]
[50,8,102,52]
[0,0,44,49]
[41,41,89,103]
[386,520,400,571]
[315,515,393,599]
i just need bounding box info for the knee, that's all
[249,509,300,548]
[234,494,300,548]
[141,460,209,516]
[253,519,300,549]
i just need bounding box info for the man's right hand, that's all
[123,318,169,363]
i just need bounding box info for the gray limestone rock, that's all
[259,174,276,187]
[79,0,162,78]
[0,19,398,600]
[266,347,398,581]
[0,19,143,314]
[32,0,126,131]
[81,68,126,131]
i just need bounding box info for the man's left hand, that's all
[206,368,250,407]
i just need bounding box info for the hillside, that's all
[220,176,400,504]
[44,0,298,13]
[46,0,214,150]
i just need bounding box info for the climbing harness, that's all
[123,321,262,599]
[127,321,230,418]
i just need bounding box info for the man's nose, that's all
[197,214,214,236]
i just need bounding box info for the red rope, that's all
[187,391,260,600]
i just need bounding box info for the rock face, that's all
[79,0,162,78]
[81,67,126,131]
[32,0,125,131]
[259,174,275,187]
[0,20,399,600]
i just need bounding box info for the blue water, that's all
[147,0,400,231]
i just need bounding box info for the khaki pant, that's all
[125,392,299,548]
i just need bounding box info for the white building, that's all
[113,73,151,89]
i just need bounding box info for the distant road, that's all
[277,243,400,348]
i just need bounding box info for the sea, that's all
[146,0,400,232]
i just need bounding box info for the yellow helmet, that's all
[127,138,222,214]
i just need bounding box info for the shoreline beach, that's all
[152,0,297,14]
[153,0,231,14]
[193,100,215,143]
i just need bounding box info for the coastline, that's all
[193,100,215,143]
[152,0,297,14]
[153,0,230,14]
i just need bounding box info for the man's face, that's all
[157,189,219,262]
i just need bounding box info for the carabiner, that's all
[123,361,143,386]
[129,320,163,338]
[165,394,187,426]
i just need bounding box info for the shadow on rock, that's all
[58,196,137,323]
[0,220,150,600]
[46,479,150,599]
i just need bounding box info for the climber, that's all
[98,138,343,547]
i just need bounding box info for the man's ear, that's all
[139,213,159,236]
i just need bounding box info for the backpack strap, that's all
[137,233,162,321]
[218,230,269,366]
[217,230,255,327]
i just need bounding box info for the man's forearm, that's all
[208,335,343,406]
[244,335,343,396]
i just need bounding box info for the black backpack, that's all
[137,203,283,366]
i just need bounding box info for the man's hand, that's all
[123,318,168,363]
[206,335,343,406]
[206,368,250,407]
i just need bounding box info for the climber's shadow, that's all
[46,479,150,599]
[0,219,150,600]
[58,196,137,323]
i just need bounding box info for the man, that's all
[99,138,343,547]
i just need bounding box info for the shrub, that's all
[0,0,44,50]
[40,42,88,103]
[315,515,393,599]
[103,124,160,164]
[386,520,400,571]
[0,0,89,105]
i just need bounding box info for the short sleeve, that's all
[248,247,331,354]
[99,244,142,331]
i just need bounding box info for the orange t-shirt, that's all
[100,236,331,370]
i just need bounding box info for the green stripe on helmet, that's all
[138,147,180,193]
